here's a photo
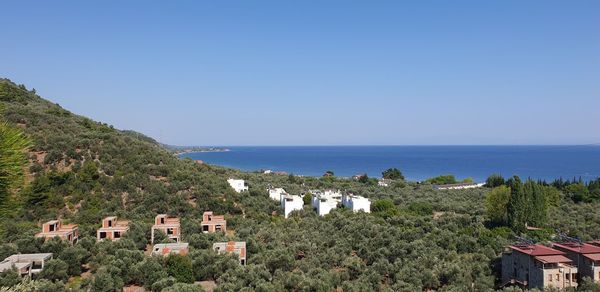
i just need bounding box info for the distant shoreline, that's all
[177,145,600,182]
[173,148,230,155]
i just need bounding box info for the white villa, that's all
[280,194,304,218]
[311,190,343,216]
[228,178,248,193]
[342,194,371,213]
[268,187,287,201]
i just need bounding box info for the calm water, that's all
[180,146,600,182]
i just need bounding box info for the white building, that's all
[342,194,371,213]
[268,187,287,201]
[311,190,343,216]
[280,194,304,218]
[378,179,392,187]
[228,178,248,193]
[434,182,485,190]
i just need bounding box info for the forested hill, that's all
[0,78,240,224]
[2,78,600,291]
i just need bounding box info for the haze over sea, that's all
[180,145,600,182]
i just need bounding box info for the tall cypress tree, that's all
[506,176,526,232]
[524,179,547,227]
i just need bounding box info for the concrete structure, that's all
[213,241,246,265]
[268,187,287,201]
[502,244,578,290]
[342,194,371,213]
[434,182,485,190]
[201,211,226,233]
[311,190,342,216]
[35,220,79,244]
[151,214,181,244]
[97,216,129,241]
[0,253,52,276]
[151,243,189,256]
[227,178,248,193]
[280,194,303,218]
[553,242,600,282]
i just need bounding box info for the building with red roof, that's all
[553,242,600,282]
[502,244,578,290]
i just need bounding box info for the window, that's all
[114,231,121,238]
[160,218,165,224]
[203,225,209,232]
[216,225,222,231]
[108,220,112,227]
[167,228,174,235]
[49,224,55,232]
[240,259,246,265]
[556,274,560,282]
[99,232,107,239]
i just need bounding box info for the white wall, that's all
[280,195,303,218]
[268,188,286,201]
[228,179,248,193]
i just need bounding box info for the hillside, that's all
[1,78,600,291]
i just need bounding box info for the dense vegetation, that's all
[1,78,600,291]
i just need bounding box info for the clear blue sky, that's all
[2,1,599,146]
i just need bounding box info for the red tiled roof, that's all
[535,255,572,264]
[509,244,564,256]
[553,242,600,254]
[588,241,600,247]
[584,253,600,261]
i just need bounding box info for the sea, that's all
[179,146,600,182]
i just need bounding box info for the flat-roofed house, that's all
[201,211,226,233]
[280,194,303,218]
[227,178,248,193]
[35,220,79,244]
[151,214,181,244]
[0,253,52,276]
[151,243,189,256]
[213,241,246,265]
[311,190,342,216]
[502,244,578,289]
[268,187,287,201]
[97,216,129,241]
[553,242,600,282]
[342,194,371,213]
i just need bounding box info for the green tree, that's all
[0,119,30,217]
[39,259,69,282]
[382,168,404,180]
[426,175,457,185]
[323,170,334,177]
[485,174,505,188]
[565,183,590,203]
[358,174,369,184]
[166,255,194,284]
[506,176,527,232]
[303,192,313,205]
[524,179,547,227]
[485,185,510,225]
